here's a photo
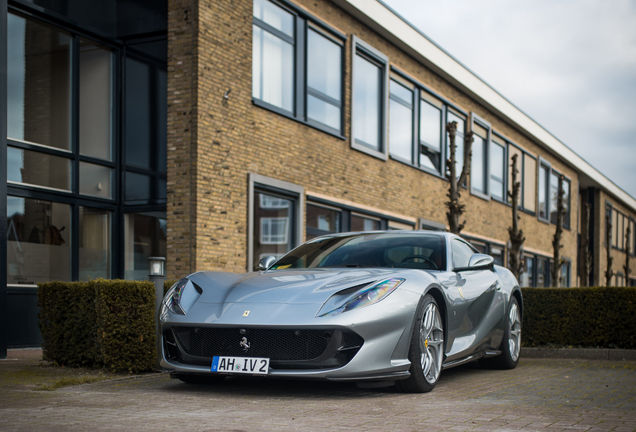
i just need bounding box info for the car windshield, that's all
[271,233,446,270]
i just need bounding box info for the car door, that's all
[444,238,502,361]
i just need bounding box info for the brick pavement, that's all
[0,354,634,431]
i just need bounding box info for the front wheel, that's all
[396,294,444,393]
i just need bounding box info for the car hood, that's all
[188,268,413,305]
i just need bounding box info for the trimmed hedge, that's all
[521,287,636,349]
[38,279,157,372]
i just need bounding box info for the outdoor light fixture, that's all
[148,257,166,277]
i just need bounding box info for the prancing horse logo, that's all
[240,336,250,352]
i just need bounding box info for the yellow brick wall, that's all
[167,0,580,281]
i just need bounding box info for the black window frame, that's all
[469,113,491,201]
[489,138,506,204]
[388,77,415,165]
[5,4,168,283]
[539,157,571,230]
[251,0,346,139]
[351,35,389,160]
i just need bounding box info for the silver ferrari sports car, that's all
[160,231,522,393]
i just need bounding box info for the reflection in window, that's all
[7,13,71,149]
[563,179,571,229]
[260,195,290,209]
[471,132,487,194]
[419,99,442,172]
[452,239,475,268]
[7,146,71,191]
[550,172,560,224]
[351,214,380,231]
[306,204,341,240]
[253,191,294,270]
[124,212,167,280]
[561,262,570,287]
[252,0,294,112]
[490,142,505,201]
[307,29,342,131]
[490,246,504,266]
[79,38,113,161]
[7,196,71,284]
[80,162,113,199]
[537,258,547,287]
[354,54,382,151]
[538,164,549,220]
[523,154,537,212]
[79,207,111,281]
[389,80,413,162]
[261,218,289,244]
[521,256,534,287]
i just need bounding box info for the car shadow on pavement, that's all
[163,362,485,399]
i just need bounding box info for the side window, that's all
[452,239,475,269]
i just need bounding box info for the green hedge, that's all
[521,287,636,349]
[38,279,157,372]
[164,279,177,296]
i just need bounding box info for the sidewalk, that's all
[1,349,635,431]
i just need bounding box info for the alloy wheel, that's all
[419,302,444,384]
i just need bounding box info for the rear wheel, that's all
[173,374,226,385]
[396,294,444,393]
[481,296,521,369]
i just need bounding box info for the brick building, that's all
[1,0,635,355]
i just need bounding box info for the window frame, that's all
[538,157,571,229]
[388,76,415,165]
[538,158,551,223]
[248,173,304,272]
[489,138,507,204]
[469,113,491,201]
[351,35,389,160]
[251,0,346,139]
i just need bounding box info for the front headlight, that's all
[162,278,202,316]
[318,278,405,317]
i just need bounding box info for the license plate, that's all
[211,356,269,375]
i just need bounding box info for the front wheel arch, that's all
[423,286,447,355]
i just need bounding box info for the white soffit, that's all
[334,0,636,211]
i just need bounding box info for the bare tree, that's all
[551,175,566,287]
[507,153,525,282]
[580,202,593,287]
[445,121,473,235]
[624,222,631,285]
[605,208,615,286]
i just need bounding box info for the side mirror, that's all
[453,253,494,272]
[258,256,277,271]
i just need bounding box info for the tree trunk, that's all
[445,121,473,235]
[507,153,525,282]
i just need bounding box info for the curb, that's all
[521,347,636,361]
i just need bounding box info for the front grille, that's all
[171,327,362,362]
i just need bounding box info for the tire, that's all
[481,295,522,369]
[396,294,444,393]
[174,374,226,385]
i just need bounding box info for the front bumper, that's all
[159,288,422,381]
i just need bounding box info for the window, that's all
[252,0,294,112]
[249,174,304,271]
[452,239,476,269]
[490,140,505,201]
[466,238,504,266]
[7,196,71,284]
[537,257,548,287]
[419,93,443,172]
[560,261,571,287]
[352,37,388,158]
[538,163,550,221]
[123,212,167,280]
[521,256,535,287]
[7,147,71,191]
[307,198,414,238]
[389,80,414,163]
[470,118,490,196]
[252,0,344,135]
[306,28,342,131]
[523,154,537,212]
[544,165,571,228]
[609,206,632,251]
[306,204,341,240]
[79,207,111,281]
